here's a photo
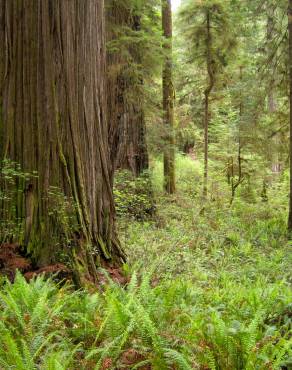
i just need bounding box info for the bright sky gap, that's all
[172,0,182,11]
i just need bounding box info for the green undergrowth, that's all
[0,266,291,369]
[0,158,292,369]
[0,199,291,369]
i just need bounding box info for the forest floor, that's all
[0,157,291,369]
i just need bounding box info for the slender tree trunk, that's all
[267,8,277,113]
[288,0,292,232]
[203,90,209,197]
[0,0,125,281]
[267,6,281,174]
[203,10,214,198]
[107,4,149,177]
[230,67,244,205]
[162,0,175,194]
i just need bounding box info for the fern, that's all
[0,244,290,370]
[0,273,75,369]
[164,348,192,370]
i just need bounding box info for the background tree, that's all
[178,0,236,198]
[106,0,149,177]
[162,0,176,194]
[0,0,125,282]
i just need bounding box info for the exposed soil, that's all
[0,242,73,282]
[0,243,31,281]
[107,267,129,285]
[0,243,128,286]
[100,349,151,370]
[120,349,151,369]
[24,263,71,281]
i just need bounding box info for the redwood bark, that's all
[107,3,149,177]
[0,0,125,279]
[162,0,175,194]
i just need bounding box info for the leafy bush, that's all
[114,170,155,219]
[0,159,37,244]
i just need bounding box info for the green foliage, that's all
[178,0,237,67]
[107,0,162,110]
[0,159,37,243]
[122,193,292,369]
[47,186,79,250]
[173,0,290,204]
[151,153,203,196]
[0,273,76,369]
[1,181,291,369]
[114,170,155,219]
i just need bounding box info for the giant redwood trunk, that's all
[0,0,125,280]
[107,2,149,177]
